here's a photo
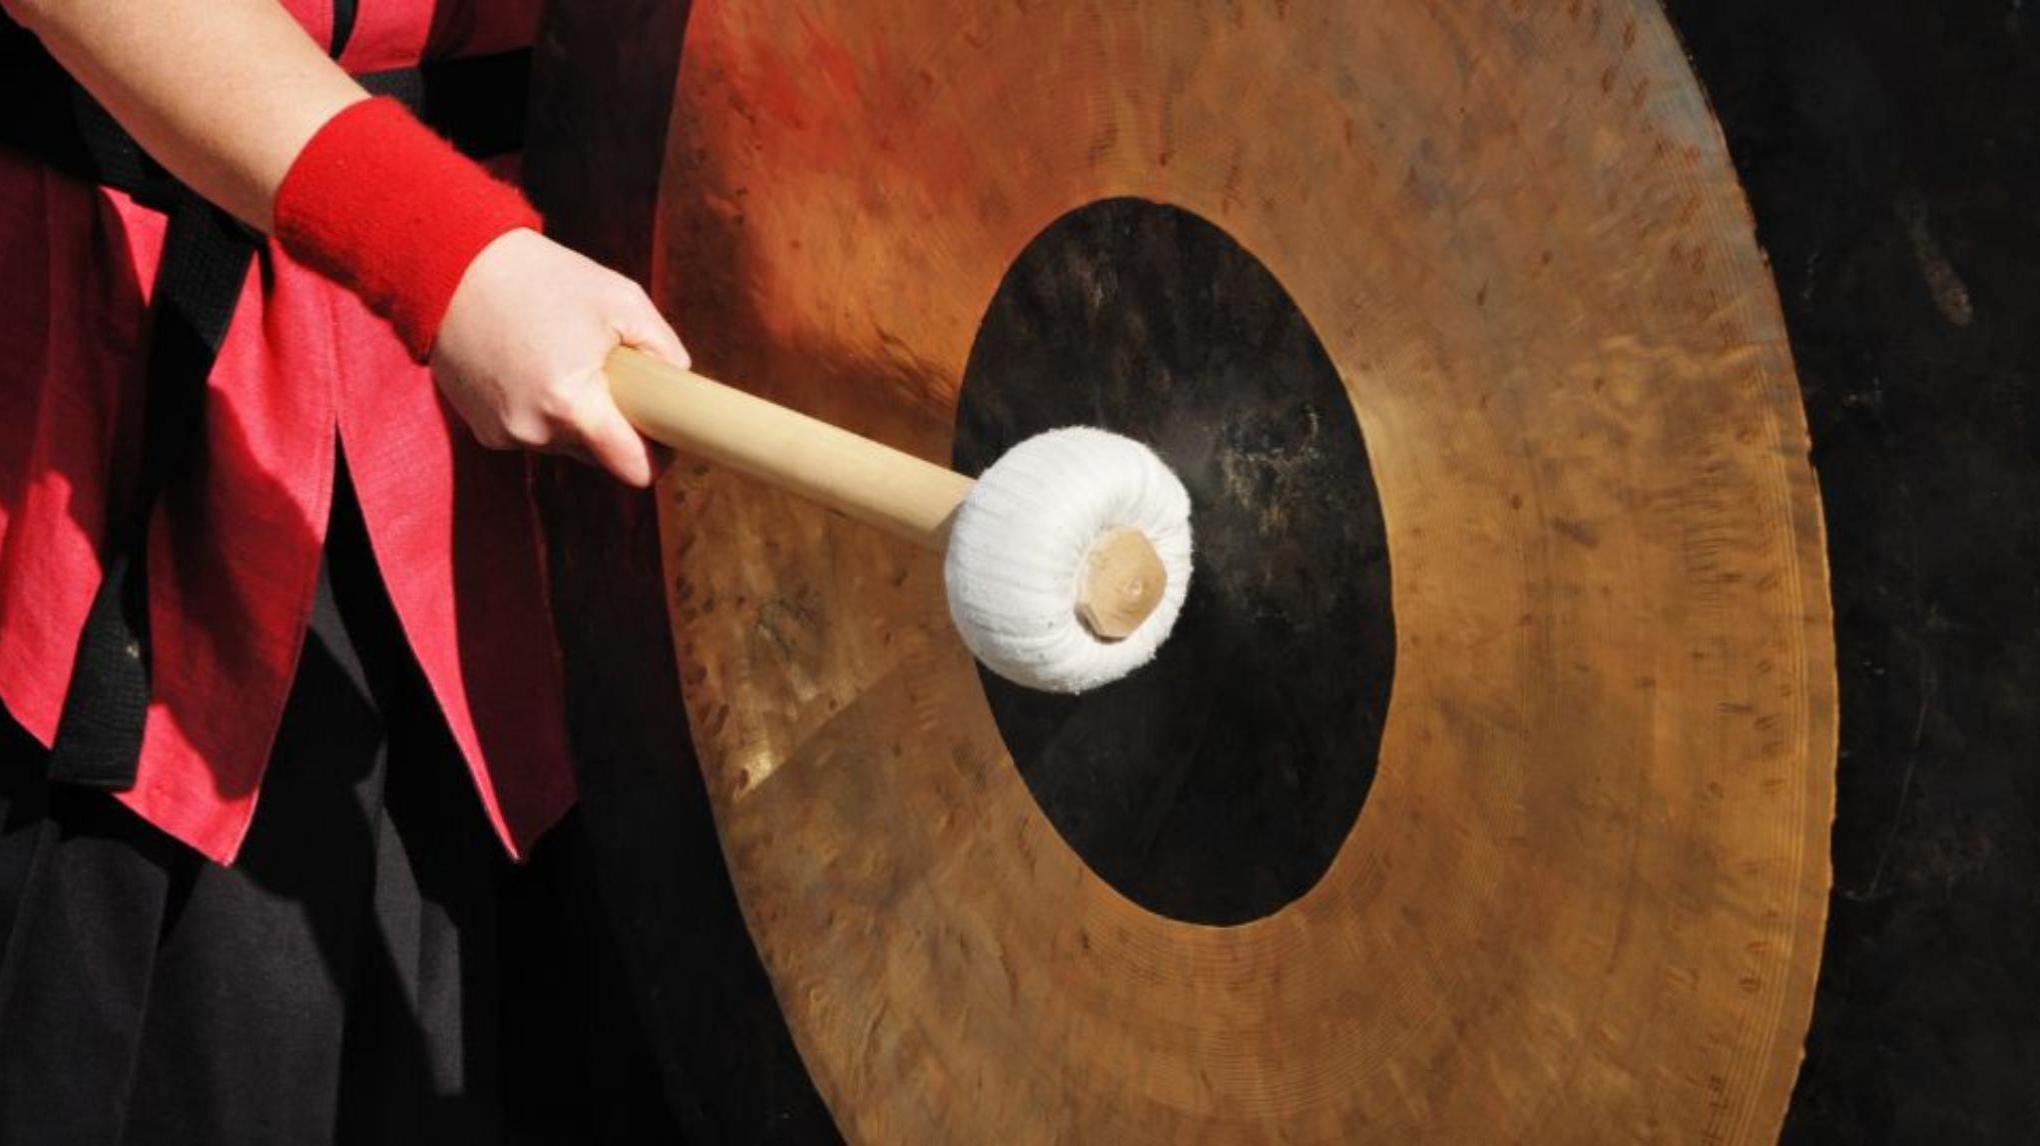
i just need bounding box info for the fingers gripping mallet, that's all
[605,348,1193,693]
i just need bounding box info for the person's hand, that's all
[429,228,688,487]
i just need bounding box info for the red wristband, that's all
[273,97,542,362]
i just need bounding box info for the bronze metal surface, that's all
[649,1,1837,1140]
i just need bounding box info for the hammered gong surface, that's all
[649,1,1837,1141]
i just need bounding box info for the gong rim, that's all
[651,1,1836,1140]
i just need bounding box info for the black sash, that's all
[0,17,530,789]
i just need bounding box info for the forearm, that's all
[6,0,363,231]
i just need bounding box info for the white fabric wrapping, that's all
[944,427,1193,693]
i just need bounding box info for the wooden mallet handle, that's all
[604,347,1167,638]
[606,347,971,550]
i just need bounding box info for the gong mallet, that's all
[605,348,1193,693]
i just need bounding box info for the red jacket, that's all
[0,0,574,864]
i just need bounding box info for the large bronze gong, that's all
[622,0,1838,1140]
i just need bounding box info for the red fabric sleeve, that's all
[272,97,541,361]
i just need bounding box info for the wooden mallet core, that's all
[1077,527,1169,641]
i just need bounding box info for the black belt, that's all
[0,21,530,790]
[0,40,530,208]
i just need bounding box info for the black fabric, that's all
[0,463,508,1143]
[357,51,532,162]
[45,192,260,790]
[0,36,535,191]
[0,37,177,210]
[25,8,290,793]
[331,0,360,60]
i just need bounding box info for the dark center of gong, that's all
[954,198,1394,926]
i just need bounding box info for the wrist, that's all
[272,96,542,362]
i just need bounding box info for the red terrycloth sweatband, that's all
[273,97,542,362]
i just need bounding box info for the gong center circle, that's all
[953,198,1394,926]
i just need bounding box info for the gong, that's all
[635,0,1835,1140]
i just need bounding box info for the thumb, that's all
[612,291,691,371]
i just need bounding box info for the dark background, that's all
[523,1,2040,1141]
[1664,3,2040,1141]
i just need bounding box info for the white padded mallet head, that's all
[944,427,1194,693]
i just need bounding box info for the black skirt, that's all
[2,463,517,1143]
